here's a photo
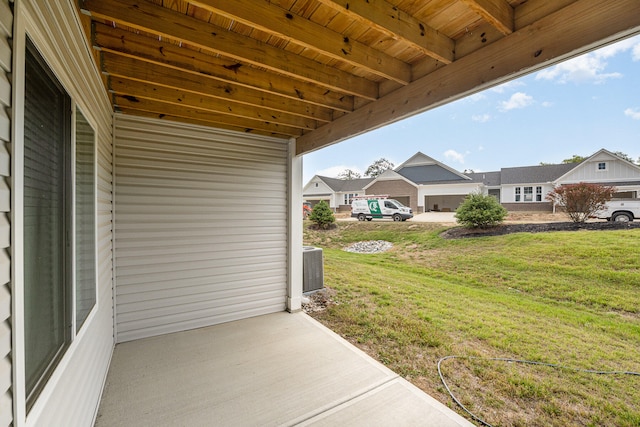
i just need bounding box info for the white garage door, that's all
[114,115,288,342]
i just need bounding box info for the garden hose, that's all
[437,355,640,427]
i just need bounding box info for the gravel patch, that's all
[344,240,393,253]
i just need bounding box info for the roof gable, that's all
[556,148,640,183]
[315,176,374,192]
[397,165,468,184]
[395,152,470,184]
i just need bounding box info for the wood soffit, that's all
[79,0,640,154]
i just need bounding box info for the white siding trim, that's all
[12,1,115,426]
[288,139,302,312]
[114,114,289,342]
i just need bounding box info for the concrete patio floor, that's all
[95,312,473,426]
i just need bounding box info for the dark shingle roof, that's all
[500,163,577,185]
[397,165,467,184]
[318,176,375,191]
[466,171,502,186]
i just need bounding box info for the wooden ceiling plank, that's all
[189,0,411,84]
[296,0,640,154]
[117,109,292,138]
[101,51,335,123]
[83,0,379,100]
[314,0,454,64]
[114,95,304,136]
[461,0,514,35]
[109,76,320,130]
[93,23,354,113]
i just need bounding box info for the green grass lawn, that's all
[304,222,640,427]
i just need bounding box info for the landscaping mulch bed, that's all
[441,221,640,239]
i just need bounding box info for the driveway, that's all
[410,212,457,223]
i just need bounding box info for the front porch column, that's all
[287,138,303,312]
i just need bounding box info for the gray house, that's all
[363,150,640,213]
[1,0,638,425]
[303,175,374,212]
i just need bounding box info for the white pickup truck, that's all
[595,199,640,222]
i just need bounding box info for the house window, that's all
[598,162,607,171]
[515,187,521,202]
[344,193,356,204]
[536,186,542,202]
[315,182,318,187]
[523,186,533,202]
[24,39,97,409]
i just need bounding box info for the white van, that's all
[351,197,413,221]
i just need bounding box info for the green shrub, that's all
[455,193,507,228]
[308,200,335,229]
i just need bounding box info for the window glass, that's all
[536,186,542,202]
[24,39,72,407]
[515,187,521,202]
[75,108,96,331]
[524,186,533,202]
[598,162,606,170]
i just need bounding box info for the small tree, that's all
[365,158,395,178]
[308,200,335,229]
[546,182,616,223]
[455,193,507,229]
[337,169,362,180]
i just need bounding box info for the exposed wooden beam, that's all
[190,0,411,84]
[461,0,514,35]
[116,110,291,139]
[109,77,321,130]
[100,52,335,123]
[113,95,303,137]
[83,0,379,100]
[296,0,640,154]
[314,0,454,64]
[92,22,354,113]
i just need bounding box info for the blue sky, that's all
[303,34,640,184]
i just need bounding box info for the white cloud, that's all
[624,108,640,120]
[633,43,640,61]
[491,80,525,94]
[534,36,640,84]
[443,149,465,164]
[315,165,363,178]
[472,114,491,123]
[499,92,534,111]
[478,145,484,151]
[465,92,486,102]
[536,54,622,84]
[541,101,554,108]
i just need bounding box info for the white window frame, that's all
[597,162,607,171]
[12,22,100,423]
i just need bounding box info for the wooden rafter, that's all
[296,0,640,154]
[462,0,514,35]
[93,23,355,113]
[314,0,455,63]
[190,0,412,84]
[77,0,640,155]
[84,0,379,99]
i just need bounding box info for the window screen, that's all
[24,39,72,407]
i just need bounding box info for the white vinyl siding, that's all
[14,1,114,425]
[0,1,11,425]
[114,115,288,343]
